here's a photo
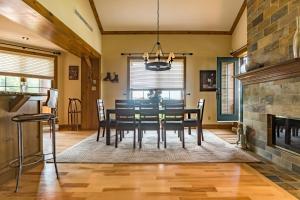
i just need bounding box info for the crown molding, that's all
[102,30,232,35]
[230,0,247,34]
[92,0,247,35]
[89,0,104,33]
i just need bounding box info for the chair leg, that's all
[201,127,204,141]
[164,129,167,148]
[96,124,101,141]
[179,130,182,141]
[52,119,59,180]
[15,122,23,193]
[157,128,160,149]
[188,127,191,135]
[115,130,118,148]
[182,130,185,148]
[102,127,105,137]
[120,130,122,141]
[161,126,164,142]
[139,129,142,149]
[133,129,136,149]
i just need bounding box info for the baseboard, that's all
[203,124,233,129]
[59,124,82,131]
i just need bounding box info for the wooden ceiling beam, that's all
[0,0,101,58]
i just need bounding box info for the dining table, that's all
[105,107,202,146]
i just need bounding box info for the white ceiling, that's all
[0,15,61,51]
[94,0,244,31]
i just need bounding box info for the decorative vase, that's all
[293,16,300,58]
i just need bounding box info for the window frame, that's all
[127,56,186,101]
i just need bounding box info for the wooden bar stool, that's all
[10,89,59,192]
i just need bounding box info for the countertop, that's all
[0,91,47,96]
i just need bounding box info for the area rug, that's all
[53,130,259,163]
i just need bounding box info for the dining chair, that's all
[115,100,136,148]
[96,99,115,141]
[198,99,205,141]
[138,101,160,148]
[162,102,185,148]
[183,99,205,140]
[161,99,185,135]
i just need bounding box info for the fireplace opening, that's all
[268,115,300,154]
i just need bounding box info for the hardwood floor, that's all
[0,130,297,200]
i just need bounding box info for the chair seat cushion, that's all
[12,113,55,122]
[183,119,198,126]
[139,121,160,129]
[163,121,183,129]
[116,121,137,129]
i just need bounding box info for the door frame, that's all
[216,57,239,122]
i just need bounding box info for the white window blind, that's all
[129,58,185,89]
[0,50,55,79]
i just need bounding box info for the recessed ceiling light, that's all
[22,36,29,40]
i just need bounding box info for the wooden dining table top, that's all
[106,107,200,114]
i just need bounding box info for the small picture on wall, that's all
[69,66,79,80]
[200,70,216,91]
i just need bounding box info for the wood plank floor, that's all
[0,130,297,200]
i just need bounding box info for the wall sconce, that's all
[103,72,119,83]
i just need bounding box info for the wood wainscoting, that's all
[0,96,44,185]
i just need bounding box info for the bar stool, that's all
[10,89,59,192]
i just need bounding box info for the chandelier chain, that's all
[157,0,160,43]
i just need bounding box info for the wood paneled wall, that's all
[81,57,100,130]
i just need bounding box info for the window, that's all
[0,50,54,93]
[0,76,52,93]
[0,50,54,78]
[128,58,185,100]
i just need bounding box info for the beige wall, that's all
[57,52,81,125]
[37,0,102,54]
[102,34,231,124]
[232,8,247,52]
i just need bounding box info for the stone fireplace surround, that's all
[237,58,300,173]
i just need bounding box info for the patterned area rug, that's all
[54,130,259,163]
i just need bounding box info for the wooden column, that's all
[81,56,100,130]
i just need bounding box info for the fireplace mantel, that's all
[236,58,300,85]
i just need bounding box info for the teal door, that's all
[216,57,239,122]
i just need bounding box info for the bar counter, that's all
[0,92,46,184]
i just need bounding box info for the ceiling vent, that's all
[74,9,93,32]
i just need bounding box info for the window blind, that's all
[0,50,55,79]
[129,58,185,89]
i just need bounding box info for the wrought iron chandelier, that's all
[143,0,175,71]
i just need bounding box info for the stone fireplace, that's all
[240,0,300,172]
[238,59,300,173]
[268,115,300,154]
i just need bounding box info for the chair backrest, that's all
[45,89,58,109]
[139,101,160,122]
[115,99,134,108]
[163,101,184,122]
[115,100,135,122]
[96,99,105,121]
[198,99,205,124]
